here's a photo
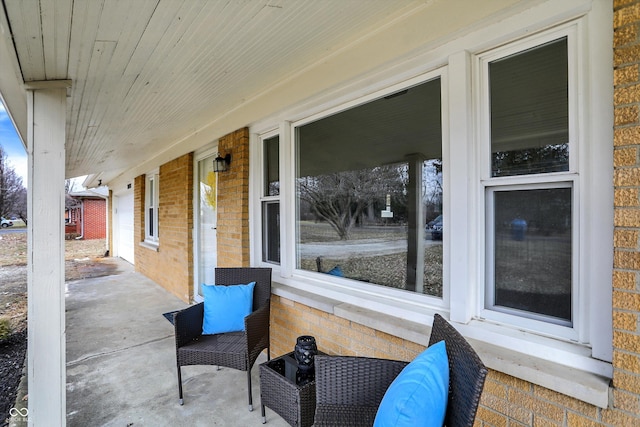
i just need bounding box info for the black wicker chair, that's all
[173,267,272,410]
[313,314,488,426]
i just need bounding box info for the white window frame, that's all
[259,129,282,265]
[477,26,581,341]
[286,71,449,311]
[144,169,159,246]
[249,0,612,403]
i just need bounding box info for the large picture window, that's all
[295,78,443,296]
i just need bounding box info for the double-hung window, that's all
[479,29,582,340]
[145,170,159,245]
[261,133,281,264]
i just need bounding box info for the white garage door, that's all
[115,191,134,264]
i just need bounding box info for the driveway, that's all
[299,238,441,258]
[0,228,26,235]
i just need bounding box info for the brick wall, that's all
[265,3,640,426]
[134,153,194,302]
[611,1,640,426]
[82,198,106,239]
[217,128,250,267]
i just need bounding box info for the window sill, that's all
[139,241,159,251]
[272,282,612,409]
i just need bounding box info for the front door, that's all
[195,152,218,299]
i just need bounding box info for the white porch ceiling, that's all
[1,0,424,182]
[0,0,533,184]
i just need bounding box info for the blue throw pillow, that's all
[202,282,255,335]
[373,340,449,427]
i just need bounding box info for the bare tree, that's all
[298,165,405,240]
[0,145,26,219]
[12,187,27,224]
[65,179,81,211]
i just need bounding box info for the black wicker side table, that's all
[260,351,324,427]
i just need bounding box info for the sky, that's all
[0,101,27,186]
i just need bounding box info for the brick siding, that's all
[217,128,251,267]
[81,199,106,239]
[134,153,194,302]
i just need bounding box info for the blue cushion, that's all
[202,282,255,334]
[373,340,449,427]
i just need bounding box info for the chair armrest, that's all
[174,303,204,347]
[244,300,270,365]
[314,355,408,407]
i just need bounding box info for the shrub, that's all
[0,317,12,341]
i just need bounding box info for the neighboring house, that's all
[65,188,108,240]
[0,1,638,425]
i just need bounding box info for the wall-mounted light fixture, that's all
[213,153,231,172]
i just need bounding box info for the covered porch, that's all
[12,258,290,426]
[1,1,638,426]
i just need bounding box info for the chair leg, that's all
[247,370,253,412]
[177,365,184,405]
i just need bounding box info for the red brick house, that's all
[65,189,108,240]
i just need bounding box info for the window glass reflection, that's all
[490,37,569,177]
[295,78,443,296]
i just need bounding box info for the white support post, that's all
[26,83,69,427]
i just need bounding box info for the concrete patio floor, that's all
[63,258,290,427]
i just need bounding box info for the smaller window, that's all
[145,172,159,244]
[261,135,281,264]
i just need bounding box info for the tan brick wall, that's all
[266,3,640,426]
[217,127,250,267]
[134,153,194,302]
[610,2,640,427]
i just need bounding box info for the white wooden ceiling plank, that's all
[140,0,416,152]
[39,0,72,80]
[66,0,105,145]
[92,1,188,149]
[75,0,161,167]
[80,0,162,156]
[69,41,116,166]
[67,0,157,171]
[32,0,425,177]
[129,1,309,131]
[5,0,46,81]
[118,0,216,125]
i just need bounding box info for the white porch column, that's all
[26,81,69,427]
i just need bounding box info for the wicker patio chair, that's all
[313,313,488,426]
[173,267,272,410]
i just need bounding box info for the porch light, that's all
[213,153,231,172]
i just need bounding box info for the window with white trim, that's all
[294,77,444,297]
[479,30,581,339]
[261,134,281,264]
[253,5,611,368]
[145,171,159,245]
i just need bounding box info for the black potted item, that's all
[294,335,318,372]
